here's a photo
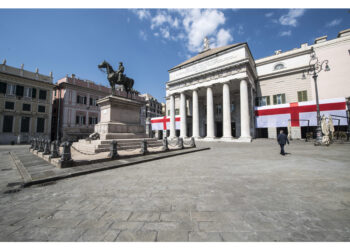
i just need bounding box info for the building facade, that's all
[165,28,350,141]
[51,74,111,141]
[0,61,54,144]
[139,93,164,137]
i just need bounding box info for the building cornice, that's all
[0,71,55,88]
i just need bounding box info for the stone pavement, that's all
[0,140,350,242]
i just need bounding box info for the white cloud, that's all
[325,18,342,27]
[182,9,227,52]
[132,9,232,53]
[280,30,292,37]
[139,30,147,40]
[215,28,233,47]
[279,9,305,27]
[134,9,151,20]
[265,12,274,18]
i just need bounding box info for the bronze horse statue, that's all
[98,60,134,95]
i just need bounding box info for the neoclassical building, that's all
[166,42,257,142]
[165,28,350,141]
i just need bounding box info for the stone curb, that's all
[21,147,210,187]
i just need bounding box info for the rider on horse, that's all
[117,62,124,83]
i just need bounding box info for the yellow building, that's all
[0,60,54,144]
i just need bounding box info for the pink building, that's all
[52,74,111,141]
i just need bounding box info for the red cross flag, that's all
[151,116,181,130]
[255,97,348,128]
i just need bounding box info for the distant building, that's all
[52,74,111,141]
[0,61,54,144]
[139,93,164,137]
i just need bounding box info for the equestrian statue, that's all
[98,60,134,95]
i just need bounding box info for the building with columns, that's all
[166,42,256,142]
[165,28,350,141]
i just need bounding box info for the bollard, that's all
[189,137,196,148]
[29,138,34,149]
[38,138,44,152]
[162,138,169,152]
[50,140,60,158]
[178,137,184,149]
[43,139,51,155]
[60,141,72,162]
[140,139,148,155]
[34,138,39,150]
[108,140,119,159]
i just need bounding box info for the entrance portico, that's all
[166,42,257,142]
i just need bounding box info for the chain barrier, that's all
[71,145,99,155]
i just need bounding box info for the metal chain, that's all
[71,145,99,155]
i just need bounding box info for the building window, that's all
[77,95,87,105]
[32,88,37,99]
[175,109,179,115]
[89,97,97,106]
[216,104,222,115]
[21,117,30,133]
[7,84,16,96]
[3,115,13,132]
[36,117,45,133]
[273,93,286,105]
[0,81,7,94]
[298,90,308,102]
[274,63,285,70]
[256,96,271,107]
[22,103,31,111]
[39,90,47,100]
[5,101,15,110]
[38,105,46,113]
[76,115,86,125]
[24,87,32,98]
[16,85,24,97]
[89,117,98,125]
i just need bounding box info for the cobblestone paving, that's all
[0,140,350,242]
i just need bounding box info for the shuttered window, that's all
[32,88,37,98]
[38,105,46,113]
[297,90,308,102]
[3,115,14,132]
[21,117,30,133]
[256,96,271,107]
[0,82,6,94]
[39,90,47,100]
[5,101,15,110]
[16,85,24,97]
[273,94,286,105]
[22,103,31,111]
[36,118,45,133]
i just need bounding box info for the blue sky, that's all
[0,8,349,102]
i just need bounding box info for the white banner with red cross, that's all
[151,116,181,130]
[255,97,348,128]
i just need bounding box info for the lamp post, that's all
[303,47,330,146]
[56,85,61,142]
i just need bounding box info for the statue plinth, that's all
[94,95,146,140]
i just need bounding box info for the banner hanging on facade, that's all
[255,97,348,128]
[151,116,181,130]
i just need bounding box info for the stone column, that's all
[206,86,215,139]
[169,94,176,138]
[180,92,187,138]
[222,82,232,139]
[192,89,200,138]
[240,79,251,140]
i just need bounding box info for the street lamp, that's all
[304,47,330,146]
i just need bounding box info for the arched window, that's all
[274,63,285,70]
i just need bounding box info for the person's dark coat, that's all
[277,133,289,145]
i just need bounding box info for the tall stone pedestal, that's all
[94,95,146,140]
[73,95,148,154]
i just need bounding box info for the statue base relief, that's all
[73,95,149,154]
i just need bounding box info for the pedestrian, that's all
[277,129,289,156]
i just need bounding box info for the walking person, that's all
[277,130,289,156]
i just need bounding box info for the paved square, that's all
[0,140,349,241]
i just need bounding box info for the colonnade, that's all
[168,79,252,140]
